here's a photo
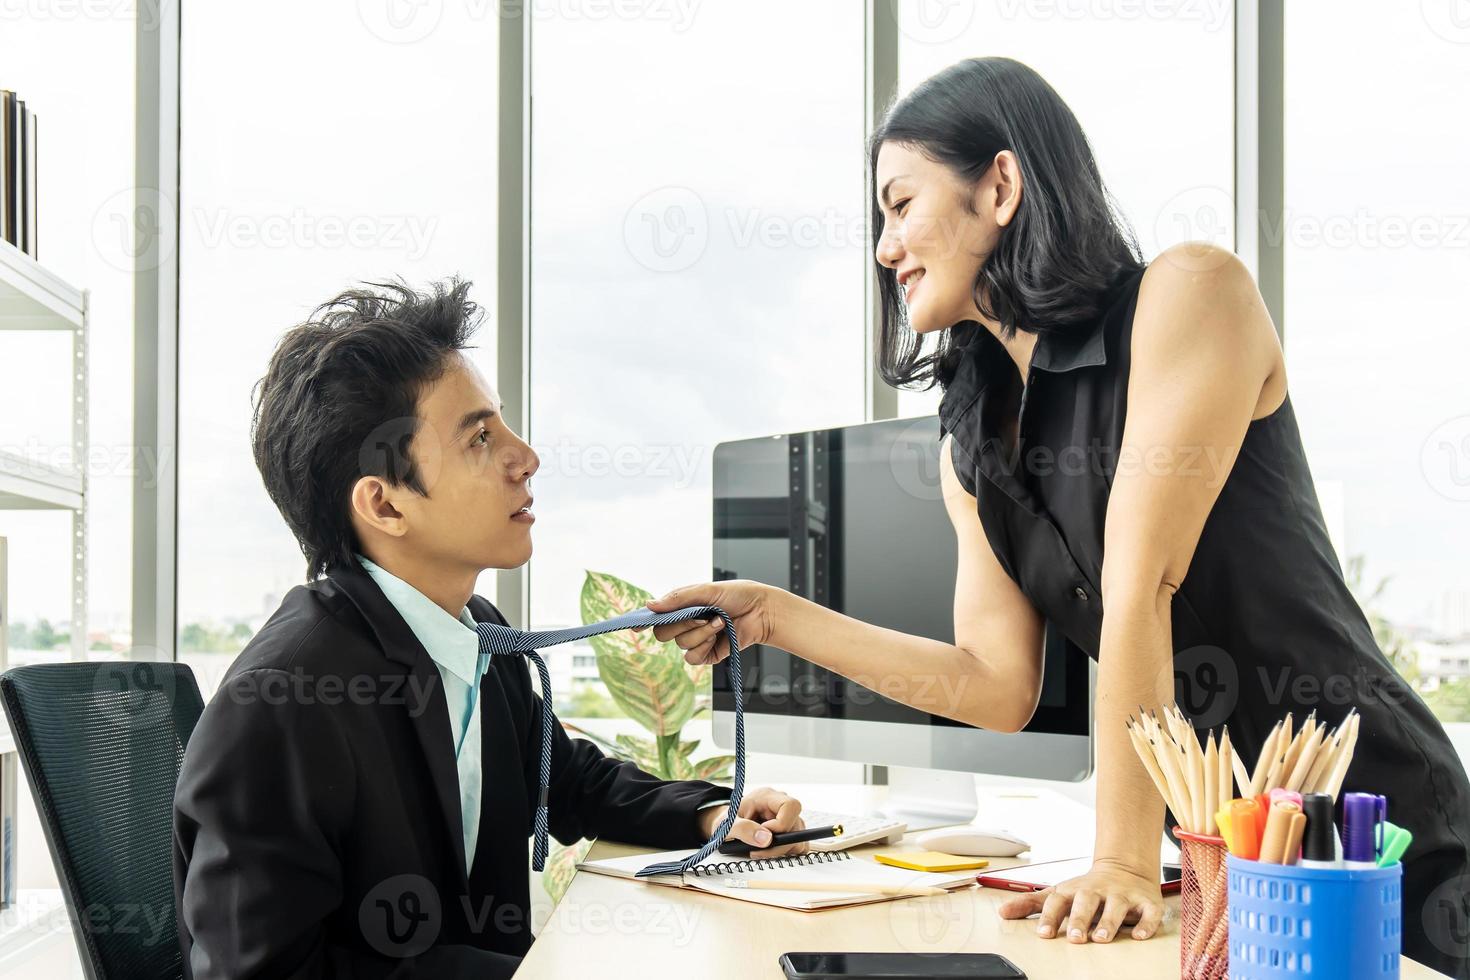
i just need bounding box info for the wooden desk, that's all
[519,785,1449,979]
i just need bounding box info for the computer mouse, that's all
[917,827,1031,858]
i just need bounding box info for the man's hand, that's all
[697,787,806,859]
[996,858,1165,943]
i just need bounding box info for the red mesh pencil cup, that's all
[1177,831,1229,980]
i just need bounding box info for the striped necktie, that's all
[474,605,745,877]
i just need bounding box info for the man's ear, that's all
[350,475,408,539]
[982,149,1024,228]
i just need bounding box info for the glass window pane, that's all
[529,3,865,673]
[178,5,500,697]
[893,0,1235,418]
[0,5,136,919]
[0,14,134,658]
[1284,3,1470,717]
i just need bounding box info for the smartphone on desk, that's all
[976,857,1182,894]
[779,952,1026,979]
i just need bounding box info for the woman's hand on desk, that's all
[647,580,776,666]
[996,858,1165,944]
[698,786,808,859]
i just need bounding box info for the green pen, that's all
[1376,821,1413,868]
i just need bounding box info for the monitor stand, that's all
[871,766,978,831]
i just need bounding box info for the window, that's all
[177,3,501,697]
[892,0,1236,418]
[528,2,865,650]
[1284,3,1470,721]
[0,2,136,922]
[0,13,135,662]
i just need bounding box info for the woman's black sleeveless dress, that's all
[937,263,1470,978]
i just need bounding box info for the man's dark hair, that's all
[251,277,480,580]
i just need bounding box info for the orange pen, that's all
[1230,798,1262,859]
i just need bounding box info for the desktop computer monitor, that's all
[710,417,1093,827]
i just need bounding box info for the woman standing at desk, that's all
[648,57,1470,977]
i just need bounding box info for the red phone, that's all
[976,857,1182,894]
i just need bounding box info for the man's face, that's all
[392,352,539,571]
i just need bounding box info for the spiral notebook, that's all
[576,848,977,911]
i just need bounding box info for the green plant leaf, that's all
[691,754,736,782]
[684,660,712,689]
[541,837,594,906]
[581,571,697,736]
[613,732,665,776]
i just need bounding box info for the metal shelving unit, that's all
[0,239,88,910]
[0,237,89,663]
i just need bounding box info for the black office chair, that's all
[0,661,204,980]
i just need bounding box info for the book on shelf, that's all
[0,88,39,259]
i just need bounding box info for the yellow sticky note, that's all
[872,850,989,873]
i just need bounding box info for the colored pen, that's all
[1259,800,1302,864]
[718,824,841,856]
[1341,792,1387,870]
[1268,787,1303,811]
[1300,793,1338,869]
[1377,821,1413,868]
[1229,798,1261,860]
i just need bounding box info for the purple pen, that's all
[1341,792,1386,870]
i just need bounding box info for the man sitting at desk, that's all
[172,278,805,979]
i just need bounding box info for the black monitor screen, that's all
[711,417,1087,736]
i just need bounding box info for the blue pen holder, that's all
[1226,855,1402,978]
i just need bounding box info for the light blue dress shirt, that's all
[358,555,490,872]
[358,554,731,870]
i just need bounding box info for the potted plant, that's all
[541,570,735,901]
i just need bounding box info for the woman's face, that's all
[873,141,1019,335]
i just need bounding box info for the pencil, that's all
[1304,709,1356,794]
[1157,734,1195,831]
[1249,721,1282,797]
[1262,734,1290,792]
[1324,712,1362,800]
[1203,733,1219,837]
[1285,726,1327,792]
[1279,710,1316,784]
[1225,728,1250,801]
[1183,741,1206,835]
[1128,721,1180,817]
[1301,722,1343,793]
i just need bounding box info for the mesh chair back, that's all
[1,661,203,980]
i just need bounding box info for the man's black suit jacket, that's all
[173,559,727,978]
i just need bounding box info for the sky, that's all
[0,0,1467,640]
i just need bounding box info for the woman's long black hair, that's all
[870,57,1142,390]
